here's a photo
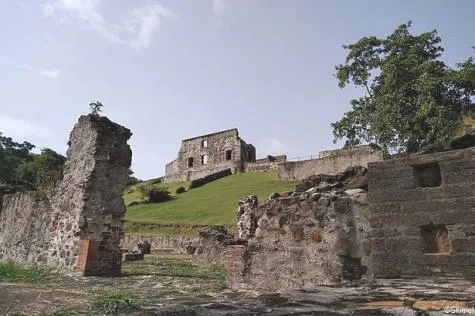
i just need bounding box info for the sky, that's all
[0,0,474,179]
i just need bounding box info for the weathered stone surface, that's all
[367,146,475,278]
[153,277,475,316]
[277,145,383,180]
[121,235,199,254]
[191,225,243,265]
[221,174,371,291]
[0,114,132,276]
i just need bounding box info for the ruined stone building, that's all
[164,128,386,183]
[196,141,475,291]
[164,128,256,182]
[0,115,132,276]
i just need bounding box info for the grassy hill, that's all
[124,172,297,236]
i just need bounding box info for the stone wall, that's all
[244,155,287,173]
[221,168,371,291]
[277,145,384,180]
[0,115,132,276]
[121,235,198,254]
[0,192,54,266]
[164,129,256,183]
[367,146,475,278]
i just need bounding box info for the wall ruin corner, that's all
[0,114,132,276]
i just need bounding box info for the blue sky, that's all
[1,0,474,179]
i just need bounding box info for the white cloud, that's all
[41,0,175,50]
[1,57,60,79]
[212,0,227,27]
[17,64,60,79]
[0,115,53,141]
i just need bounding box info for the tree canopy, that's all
[0,133,66,195]
[332,22,475,154]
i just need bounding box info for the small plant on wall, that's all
[89,101,104,115]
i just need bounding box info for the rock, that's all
[305,187,317,195]
[335,239,352,256]
[137,240,151,254]
[310,193,321,201]
[122,252,144,262]
[342,225,351,233]
[345,188,365,196]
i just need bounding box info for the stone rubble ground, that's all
[153,277,475,316]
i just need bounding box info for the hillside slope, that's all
[124,172,297,235]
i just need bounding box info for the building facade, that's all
[164,128,256,182]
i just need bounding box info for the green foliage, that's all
[126,169,141,186]
[91,291,139,315]
[333,22,475,154]
[0,133,65,195]
[139,184,172,203]
[0,261,58,283]
[175,186,186,194]
[89,101,104,115]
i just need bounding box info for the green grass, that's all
[0,261,58,283]
[122,258,225,280]
[124,172,296,235]
[47,291,140,316]
[124,178,187,206]
[90,290,140,315]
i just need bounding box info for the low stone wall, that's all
[0,192,54,266]
[121,235,199,253]
[277,145,383,180]
[244,155,287,173]
[222,172,371,291]
[368,146,475,278]
[188,168,232,189]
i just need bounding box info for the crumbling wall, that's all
[0,192,54,265]
[244,155,287,173]
[0,115,132,276]
[121,235,199,254]
[222,168,371,291]
[367,146,475,278]
[277,145,383,180]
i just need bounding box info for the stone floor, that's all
[1,252,474,316]
[152,277,475,316]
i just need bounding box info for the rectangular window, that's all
[187,157,194,168]
[201,154,208,165]
[201,140,208,148]
[226,150,232,161]
[420,224,450,254]
[413,162,442,188]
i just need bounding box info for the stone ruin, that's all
[0,114,132,276]
[196,133,475,291]
[222,167,372,291]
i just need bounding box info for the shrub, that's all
[175,186,186,194]
[139,184,171,203]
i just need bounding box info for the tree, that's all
[0,132,66,194]
[89,101,104,115]
[332,22,475,154]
